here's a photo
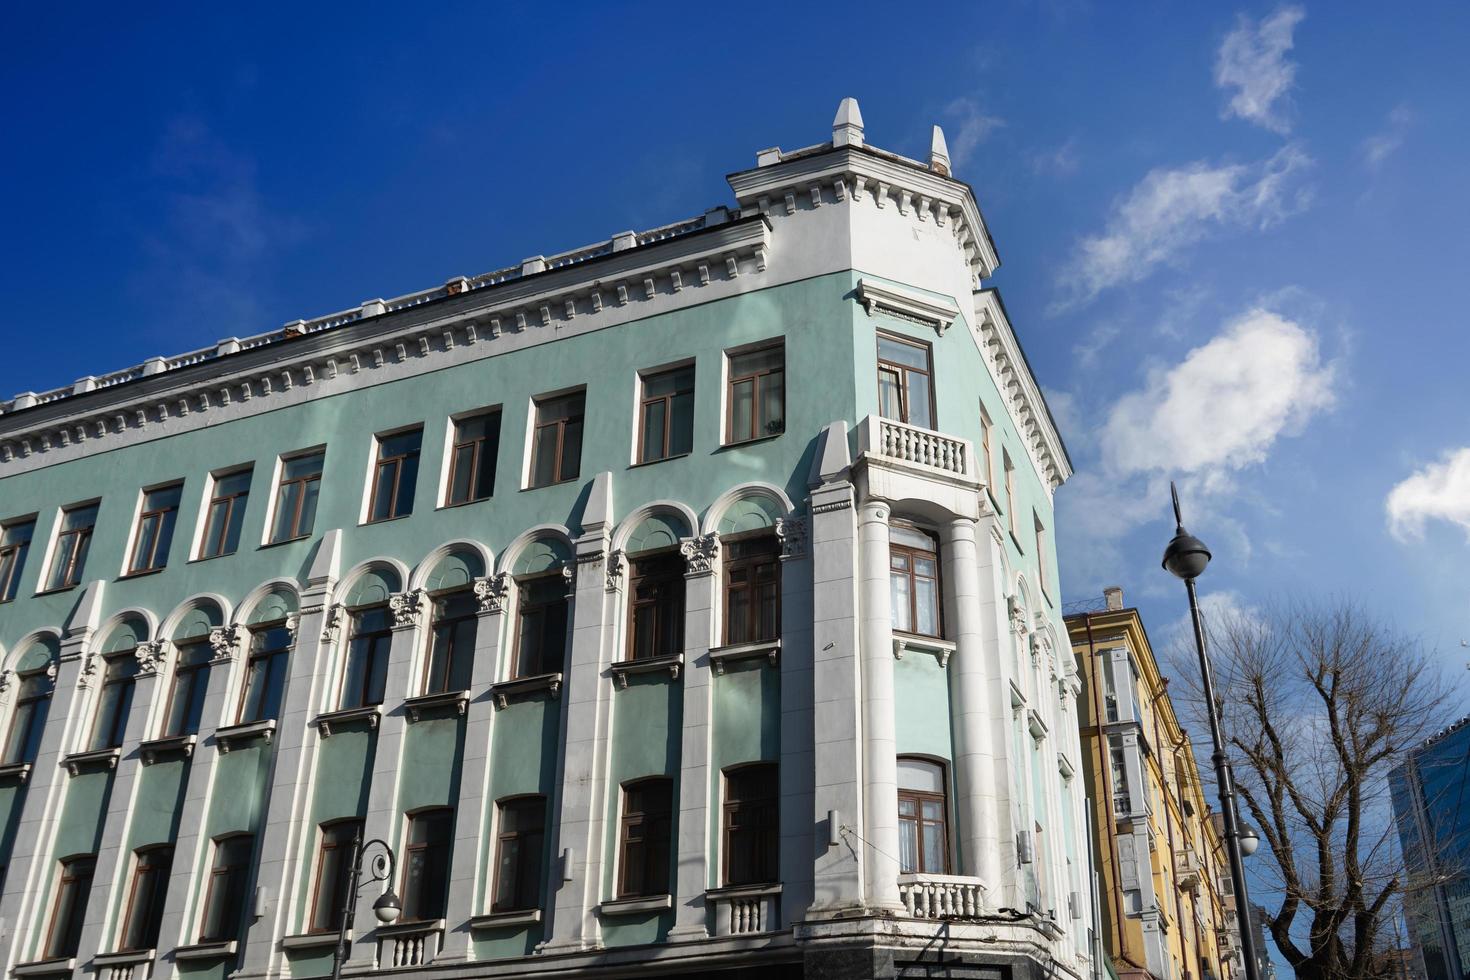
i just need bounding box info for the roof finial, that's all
[930,125,952,176]
[833,98,864,148]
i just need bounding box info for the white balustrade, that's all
[379,921,443,967]
[861,415,974,479]
[709,886,781,937]
[898,873,987,920]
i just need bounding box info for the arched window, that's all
[238,621,292,724]
[45,853,95,958]
[627,550,684,661]
[310,818,363,934]
[723,534,781,645]
[92,619,147,750]
[120,845,172,952]
[423,590,476,694]
[401,808,454,922]
[341,605,391,708]
[492,796,546,913]
[200,834,254,942]
[897,757,950,875]
[3,641,55,765]
[723,763,779,886]
[618,777,673,899]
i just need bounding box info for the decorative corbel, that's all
[321,604,344,644]
[775,516,808,561]
[604,551,627,593]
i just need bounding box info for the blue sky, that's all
[3,1,1468,683]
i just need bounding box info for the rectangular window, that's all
[979,405,997,494]
[200,835,253,942]
[199,469,251,559]
[44,503,99,592]
[45,855,95,959]
[163,639,213,737]
[91,653,140,750]
[270,451,324,543]
[128,484,183,575]
[724,536,780,645]
[121,846,172,952]
[723,764,779,886]
[726,344,785,444]
[1003,451,1017,541]
[1034,512,1050,597]
[897,758,949,874]
[618,778,673,898]
[401,809,453,922]
[238,622,292,723]
[1109,736,1132,815]
[3,669,53,765]
[638,365,695,464]
[0,518,35,602]
[627,551,684,661]
[445,411,500,506]
[342,606,392,708]
[529,391,584,488]
[423,591,477,694]
[889,529,941,638]
[876,333,934,430]
[493,797,546,913]
[514,576,569,677]
[367,428,422,523]
[310,820,362,933]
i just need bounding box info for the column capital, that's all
[775,516,808,560]
[680,533,720,576]
[389,589,428,631]
[473,572,512,614]
[858,500,891,525]
[945,515,980,537]
[135,640,168,675]
[209,624,243,660]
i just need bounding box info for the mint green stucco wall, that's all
[707,661,780,887]
[21,770,113,961]
[286,726,376,936]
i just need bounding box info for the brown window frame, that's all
[422,589,477,695]
[889,534,943,639]
[979,405,997,494]
[270,450,325,544]
[723,534,781,645]
[876,332,936,430]
[444,410,500,507]
[400,807,454,922]
[91,650,139,750]
[341,605,392,708]
[513,573,570,678]
[491,795,546,913]
[366,428,423,524]
[46,503,99,592]
[0,518,35,603]
[237,621,292,724]
[127,484,183,576]
[200,833,254,943]
[617,777,674,899]
[528,391,585,489]
[625,550,685,662]
[45,853,96,959]
[199,469,251,560]
[3,667,53,765]
[725,344,786,445]
[1034,512,1050,597]
[897,757,950,875]
[309,818,363,934]
[1003,451,1017,539]
[120,844,173,952]
[722,763,779,887]
[637,365,695,464]
[162,639,212,737]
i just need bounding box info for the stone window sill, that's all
[93,950,154,968]
[62,745,121,776]
[375,917,444,937]
[489,672,563,709]
[404,690,469,722]
[12,959,75,976]
[892,633,955,667]
[313,704,381,737]
[0,761,33,783]
[140,733,197,764]
[214,718,276,752]
[709,640,780,674]
[599,894,672,916]
[469,908,542,929]
[282,931,348,950]
[706,882,782,899]
[610,652,683,688]
[174,940,237,961]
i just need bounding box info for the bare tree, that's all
[1172,599,1454,980]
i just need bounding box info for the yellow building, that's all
[1067,588,1243,980]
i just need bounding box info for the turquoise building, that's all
[0,100,1086,980]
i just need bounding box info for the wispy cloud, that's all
[1215,5,1306,134]
[1054,145,1313,309]
[1361,103,1414,171]
[1386,448,1470,542]
[1030,138,1080,178]
[943,97,1005,167]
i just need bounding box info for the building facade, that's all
[0,100,1086,980]
[1067,590,1239,980]
[1391,715,1470,980]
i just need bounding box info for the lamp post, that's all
[1162,483,1262,980]
[329,833,402,980]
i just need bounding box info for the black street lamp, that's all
[1162,483,1263,980]
[329,833,402,980]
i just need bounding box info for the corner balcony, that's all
[856,415,983,520]
[898,873,988,920]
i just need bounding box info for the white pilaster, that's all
[857,500,902,913]
[776,516,815,928]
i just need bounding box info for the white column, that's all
[975,521,1024,908]
[436,575,508,961]
[74,641,168,965]
[857,500,902,913]
[541,537,614,953]
[775,515,815,928]
[0,581,102,971]
[942,518,1002,889]
[667,535,719,940]
[341,588,427,969]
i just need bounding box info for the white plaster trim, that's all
[469,909,543,930]
[404,689,469,721]
[281,931,349,949]
[488,672,563,708]
[92,949,155,967]
[599,894,673,916]
[708,640,781,674]
[60,745,120,776]
[609,653,684,688]
[312,704,381,737]
[891,634,956,668]
[173,941,238,961]
[855,278,960,335]
[214,717,276,751]
[11,959,75,976]
[139,733,196,764]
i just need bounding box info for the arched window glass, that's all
[897,757,949,874]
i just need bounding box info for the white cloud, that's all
[1102,308,1337,477]
[1361,103,1414,171]
[1215,5,1306,134]
[944,97,1005,167]
[1386,448,1470,542]
[1055,145,1312,308]
[1030,138,1080,178]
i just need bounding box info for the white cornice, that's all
[970,290,1072,492]
[0,217,771,471]
[855,278,960,335]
